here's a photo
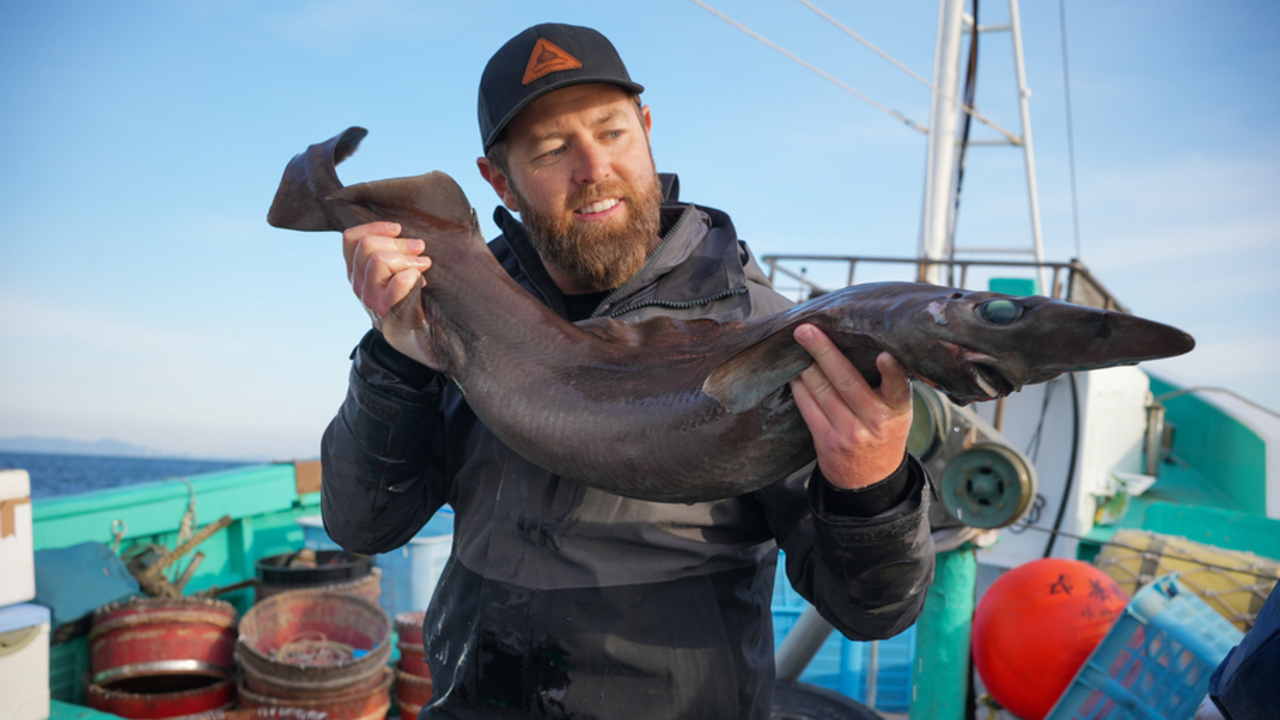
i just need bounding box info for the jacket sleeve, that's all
[759,455,936,642]
[320,329,453,555]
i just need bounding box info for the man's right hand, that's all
[343,222,433,320]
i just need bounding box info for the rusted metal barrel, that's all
[236,589,391,696]
[86,595,240,718]
[254,551,380,605]
[392,611,430,680]
[242,662,387,701]
[84,669,235,719]
[392,669,433,719]
[172,709,327,720]
[237,666,392,720]
[393,611,425,645]
[174,710,328,720]
[396,641,429,679]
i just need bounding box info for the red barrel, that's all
[90,597,238,686]
[393,611,430,679]
[393,669,433,719]
[237,589,391,699]
[238,666,392,720]
[396,641,430,679]
[84,669,235,719]
[393,611,425,645]
[243,661,388,701]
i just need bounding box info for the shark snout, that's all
[1084,311,1195,367]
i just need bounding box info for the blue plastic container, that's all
[1045,573,1243,720]
[297,507,455,621]
[772,552,916,712]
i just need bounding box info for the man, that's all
[322,23,934,719]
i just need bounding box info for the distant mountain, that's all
[0,435,183,458]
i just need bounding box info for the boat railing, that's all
[760,254,1130,313]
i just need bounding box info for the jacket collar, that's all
[492,173,749,319]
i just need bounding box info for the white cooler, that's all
[0,603,51,720]
[0,469,35,606]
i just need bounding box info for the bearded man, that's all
[322,23,934,720]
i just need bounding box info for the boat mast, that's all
[918,0,1046,291]
[919,0,966,285]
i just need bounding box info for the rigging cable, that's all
[946,0,980,255]
[686,0,928,133]
[793,0,1019,143]
[1156,387,1280,420]
[1059,0,1083,260]
[1043,373,1081,558]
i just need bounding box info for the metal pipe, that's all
[1007,0,1049,293]
[174,551,205,592]
[919,0,967,283]
[910,547,977,720]
[1144,402,1166,476]
[866,639,880,708]
[774,605,835,681]
[758,254,1127,310]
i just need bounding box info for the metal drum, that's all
[88,595,239,716]
[236,589,391,699]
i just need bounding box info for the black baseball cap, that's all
[478,23,644,151]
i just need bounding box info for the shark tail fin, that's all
[267,126,368,231]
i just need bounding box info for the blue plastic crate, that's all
[772,552,916,712]
[1045,574,1243,720]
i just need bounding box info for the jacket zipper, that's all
[606,287,748,319]
[589,204,697,318]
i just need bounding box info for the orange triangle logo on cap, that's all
[522,38,583,85]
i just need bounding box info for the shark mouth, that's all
[964,353,1016,400]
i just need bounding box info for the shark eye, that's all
[979,299,1023,324]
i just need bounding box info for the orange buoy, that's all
[973,558,1129,720]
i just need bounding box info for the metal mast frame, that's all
[919,0,1046,291]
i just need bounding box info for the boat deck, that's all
[1080,414,1280,563]
[50,700,120,720]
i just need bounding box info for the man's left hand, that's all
[789,323,913,490]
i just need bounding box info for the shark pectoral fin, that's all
[267,126,367,232]
[702,331,812,414]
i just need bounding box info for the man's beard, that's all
[513,173,663,292]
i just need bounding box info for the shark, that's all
[269,127,1195,503]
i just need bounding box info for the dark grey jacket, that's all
[321,180,934,719]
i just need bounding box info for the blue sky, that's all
[1,1,1277,460]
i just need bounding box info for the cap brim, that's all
[484,77,645,151]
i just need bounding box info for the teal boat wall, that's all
[33,462,321,609]
[1148,374,1269,516]
[32,461,323,704]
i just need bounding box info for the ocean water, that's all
[0,451,257,499]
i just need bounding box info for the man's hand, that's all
[789,324,913,490]
[343,221,433,320]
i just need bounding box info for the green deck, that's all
[50,700,124,720]
[1079,374,1278,562]
[1148,376,1268,515]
